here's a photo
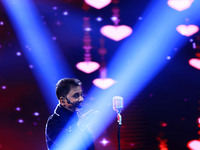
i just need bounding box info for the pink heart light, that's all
[189,58,200,70]
[176,25,199,37]
[187,140,200,150]
[93,78,115,89]
[100,25,133,41]
[76,61,100,74]
[84,0,111,9]
[167,0,194,11]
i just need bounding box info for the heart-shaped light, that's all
[187,140,200,150]
[84,0,111,9]
[93,78,115,89]
[189,58,200,70]
[76,61,100,74]
[176,25,199,37]
[100,25,133,41]
[167,0,194,11]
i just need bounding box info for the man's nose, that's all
[79,95,84,102]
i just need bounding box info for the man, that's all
[45,78,95,150]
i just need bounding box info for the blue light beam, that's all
[2,0,73,112]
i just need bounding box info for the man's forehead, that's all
[69,86,82,93]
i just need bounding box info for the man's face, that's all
[66,86,84,109]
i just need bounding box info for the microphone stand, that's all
[117,111,122,150]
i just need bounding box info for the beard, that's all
[73,101,83,109]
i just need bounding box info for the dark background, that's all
[0,0,200,149]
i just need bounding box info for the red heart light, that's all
[84,0,111,9]
[76,61,100,74]
[167,0,194,11]
[189,58,200,70]
[93,78,115,89]
[176,25,199,37]
[100,25,133,41]
[187,140,200,150]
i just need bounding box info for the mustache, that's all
[73,101,83,108]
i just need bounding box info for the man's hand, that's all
[76,109,99,132]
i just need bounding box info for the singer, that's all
[45,78,95,150]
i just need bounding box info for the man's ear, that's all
[59,97,65,104]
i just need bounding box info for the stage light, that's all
[166,56,171,60]
[15,107,21,111]
[63,11,68,16]
[29,65,34,69]
[96,17,103,22]
[52,6,58,10]
[0,21,4,26]
[16,51,21,56]
[100,138,110,146]
[84,27,92,32]
[1,86,6,90]
[33,112,40,116]
[18,119,24,124]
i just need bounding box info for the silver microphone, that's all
[113,96,124,112]
[113,96,123,125]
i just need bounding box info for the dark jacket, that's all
[45,104,95,150]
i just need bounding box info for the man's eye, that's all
[73,94,79,98]
[73,93,83,98]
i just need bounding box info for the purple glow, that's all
[193,42,196,49]
[130,143,135,146]
[63,11,68,16]
[0,45,2,48]
[29,64,34,69]
[84,27,92,32]
[166,56,171,60]
[111,16,118,21]
[16,51,22,56]
[16,107,21,111]
[33,112,40,116]
[18,119,24,124]
[33,122,37,126]
[52,6,58,10]
[96,17,103,22]
[0,21,4,26]
[100,138,109,146]
[52,36,57,40]
[25,45,32,51]
[56,21,61,26]
[190,39,193,42]
[1,86,6,90]
[8,43,12,47]
[138,17,143,20]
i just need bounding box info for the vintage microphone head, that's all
[113,96,124,112]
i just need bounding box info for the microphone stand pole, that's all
[117,111,122,150]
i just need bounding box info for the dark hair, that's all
[55,78,82,99]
